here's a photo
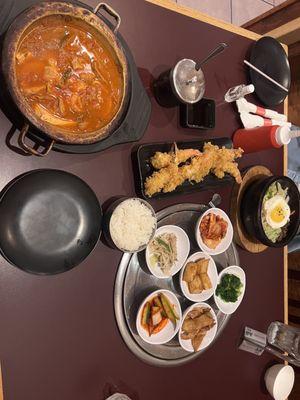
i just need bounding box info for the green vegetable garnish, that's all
[160,294,178,324]
[156,238,171,253]
[153,296,166,317]
[216,273,243,303]
[141,302,151,326]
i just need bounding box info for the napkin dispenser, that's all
[239,323,300,367]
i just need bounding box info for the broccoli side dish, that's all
[215,273,243,303]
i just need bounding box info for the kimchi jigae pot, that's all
[2,1,129,155]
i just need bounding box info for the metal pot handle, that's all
[18,124,55,157]
[93,2,121,34]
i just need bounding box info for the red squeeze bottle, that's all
[233,125,290,153]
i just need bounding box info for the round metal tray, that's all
[114,203,240,367]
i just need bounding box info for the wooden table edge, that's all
[0,361,3,400]
[146,0,289,324]
[283,57,288,325]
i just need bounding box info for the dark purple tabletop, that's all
[0,1,285,399]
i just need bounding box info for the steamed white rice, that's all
[110,199,156,251]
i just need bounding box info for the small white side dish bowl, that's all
[145,225,190,278]
[178,302,218,353]
[195,208,233,255]
[265,364,295,400]
[136,289,182,345]
[214,266,246,315]
[180,251,218,302]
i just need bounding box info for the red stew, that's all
[15,15,123,133]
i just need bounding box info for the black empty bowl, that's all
[241,176,300,247]
[0,169,102,274]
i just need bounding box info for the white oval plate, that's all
[195,208,233,255]
[180,251,218,302]
[146,225,190,278]
[214,266,246,315]
[136,289,182,345]
[179,302,218,353]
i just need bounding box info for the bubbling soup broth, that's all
[15,15,124,133]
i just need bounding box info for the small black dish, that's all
[0,169,102,274]
[180,98,215,130]
[249,36,291,107]
[153,68,179,108]
[241,176,300,248]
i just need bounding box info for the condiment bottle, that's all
[232,125,291,153]
[224,84,254,102]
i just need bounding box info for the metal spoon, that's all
[186,43,228,85]
[196,42,228,71]
[209,193,222,208]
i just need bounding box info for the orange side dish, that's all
[15,15,123,133]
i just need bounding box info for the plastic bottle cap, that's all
[246,84,255,94]
[276,126,291,146]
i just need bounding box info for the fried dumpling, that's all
[192,333,205,351]
[193,314,214,330]
[182,318,196,333]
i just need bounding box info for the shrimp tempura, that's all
[144,142,243,197]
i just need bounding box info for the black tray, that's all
[0,0,151,154]
[134,138,234,199]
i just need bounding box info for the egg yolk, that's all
[270,206,286,223]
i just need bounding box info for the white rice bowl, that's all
[109,198,157,252]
